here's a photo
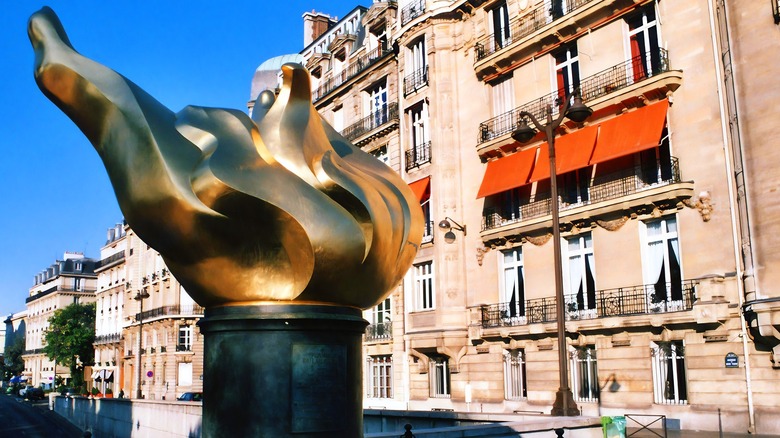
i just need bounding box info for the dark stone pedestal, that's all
[198,304,368,437]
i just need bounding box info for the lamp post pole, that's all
[134,290,150,399]
[511,91,592,417]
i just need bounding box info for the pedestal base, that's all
[550,388,580,416]
[198,304,367,437]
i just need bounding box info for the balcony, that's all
[341,103,400,145]
[176,344,193,352]
[473,0,633,79]
[312,45,393,102]
[480,280,698,329]
[401,0,426,26]
[422,220,434,244]
[365,321,393,342]
[26,286,97,303]
[94,333,122,345]
[94,251,125,271]
[481,157,693,237]
[135,304,205,322]
[477,48,679,152]
[403,66,429,96]
[405,141,432,171]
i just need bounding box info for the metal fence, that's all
[341,103,399,141]
[404,66,429,96]
[312,45,392,102]
[405,141,431,171]
[365,321,393,341]
[401,0,426,26]
[480,280,697,328]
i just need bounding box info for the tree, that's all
[43,302,96,391]
[3,336,26,380]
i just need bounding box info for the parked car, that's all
[177,392,203,402]
[18,385,33,397]
[25,387,45,401]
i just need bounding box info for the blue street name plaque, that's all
[725,352,739,368]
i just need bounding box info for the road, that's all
[0,393,83,437]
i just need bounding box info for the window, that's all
[638,128,673,186]
[565,233,596,319]
[332,107,343,132]
[626,5,661,82]
[547,0,568,20]
[414,262,434,310]
[642,216,684,311]
[178,326,193,351]
[178,362,193,387]
[420,182,433,243]
[651,341,687,404]
[554,44,580,105]
[490,74,514,118]
[559,167,591,206]
[366,81,388,129]
[570,345,599,402]
[370,145,389,165]
[504,349,527,400]
[367,356,393,398]
[430,356,450,398]
[501,248,525,323]
[373,298,392,324]
[489,1,511,51]
[406,101,431,171]
[405,38,428,95]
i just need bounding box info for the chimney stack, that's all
[302,10,335,47]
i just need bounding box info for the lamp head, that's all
[438,219,452,231]
[444,231,456,244]
[511,119,537,143]
[565,94,592,123]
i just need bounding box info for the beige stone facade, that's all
[119,228,204,400]
[23,252,97,388]
[294,0,780,433]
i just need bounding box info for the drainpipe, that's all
[706,0,755,432]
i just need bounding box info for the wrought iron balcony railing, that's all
[480,280,698,328]
[312,45,393,102]
[26,286,97,303]
[422,220,434,244]
[95,251,125,269]
[94,333,123,345]
[404,66,429,96]
[341,103,399,141]
[401,0,426,26]
[136,304,205,321]
[365,321,393,341]
[405,141,431,171]
[474,0,594,63]
[176,344,193,352]
[482,157,681,231]
[478,48,671,145]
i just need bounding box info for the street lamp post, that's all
[511,90,592,417]
[134,290,150,399]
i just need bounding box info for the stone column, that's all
[199,304,367,437]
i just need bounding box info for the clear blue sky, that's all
[0,1,363,317]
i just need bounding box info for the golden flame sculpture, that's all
[29,7,422,309]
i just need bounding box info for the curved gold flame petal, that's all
[29,7,423,309]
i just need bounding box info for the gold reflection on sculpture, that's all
[29,7,422,309]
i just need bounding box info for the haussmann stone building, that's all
[242,0,780,433]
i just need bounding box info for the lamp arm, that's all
[517,110,545,133]
[444,216,467,235]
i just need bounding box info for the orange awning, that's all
[590,99,669,164]
[528,125,599,183]
[476,147,537,198]
[408,176,430,202]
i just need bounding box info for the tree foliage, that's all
[3,336,26,379]
[43,302,96,388]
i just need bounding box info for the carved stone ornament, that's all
[525,233,552,246]
[476,246,491,266]
[683,191,713,222]
[595,216,630,232]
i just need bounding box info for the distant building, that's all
[23,252,97,388]
[3,310,26,371]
